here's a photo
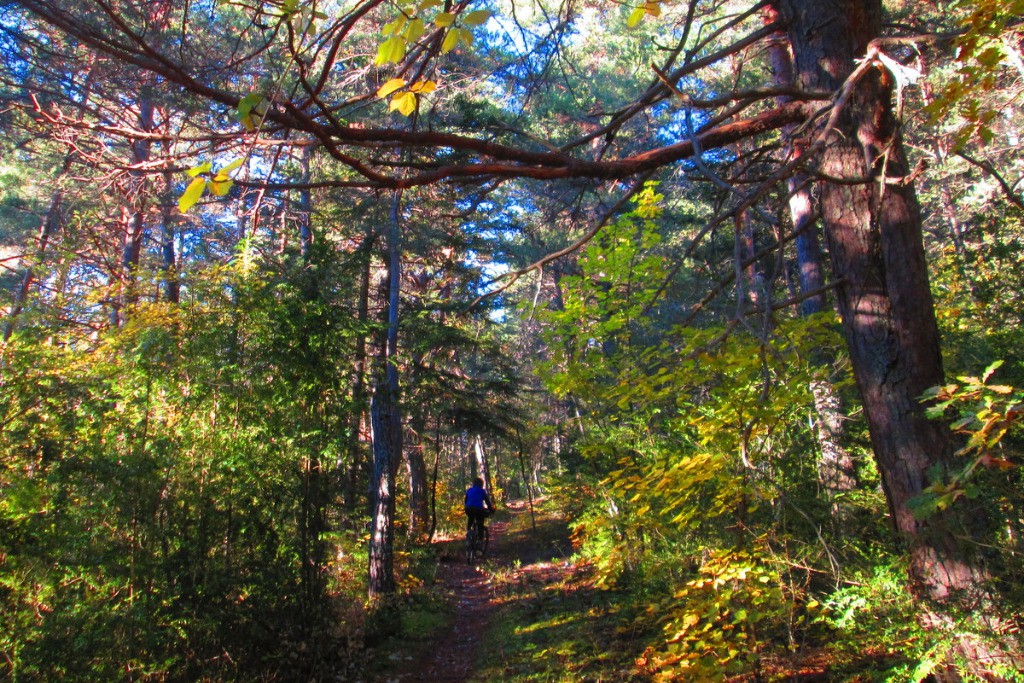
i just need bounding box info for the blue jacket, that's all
[465,484,491,509]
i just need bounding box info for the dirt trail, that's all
[387,518,509,683]
[388,502,571,683]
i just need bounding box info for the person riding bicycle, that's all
[464,477,494,539]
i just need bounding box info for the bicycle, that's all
[466,514,491,564]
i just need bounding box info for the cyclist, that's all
[464,476,494,540]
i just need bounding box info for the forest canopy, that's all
[1,0,1023,680]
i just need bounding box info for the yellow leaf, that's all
[219,158,245,174]
[462,9,490,26]
[209,175,233,196]
[405,17,426,41]
[409,79,436,94]
[441,29,459,53]
[459,27,473,46]
[390,91,418,116]
[187,161,212,178]
[376,78,407,98]
[375,36,406,65]
[434,11,455,27]
[178,177,207,213]
[382,16,407,36]
[627,6,646,26]
[417,0,441,9]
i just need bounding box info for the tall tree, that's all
[779,1,1016,671]
[368,191,403,598]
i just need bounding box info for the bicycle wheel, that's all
[466,527,477,564]
[477,526,489,559]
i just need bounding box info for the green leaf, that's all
[417,0,441,10]
[434,11,455,27]
[459,27,474,47]
[237,92,264,117]
[982,360,1004,382]
[462,10,490,26]
[977,46,1003,68]
[178,177,207,213]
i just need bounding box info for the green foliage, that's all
[0,255,370,680]
[931,210,1024,377]
[530,186,898,678]
[922,0,1024,149]
[818,560,1024,683]
[915,361,1022,516]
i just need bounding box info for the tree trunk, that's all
[114,95,155,326]
[427,416,442,542]
[405,441,430,540]
[780,4,1012,671]
[473,435,493,498]
[764,5,857,503]
[404,394,431,538]
[3,187,63,342]
[368,192,403,598]
[160,171,180,304]
[342,227,375,515]
[516,430,538,534]
[297,146,314,260]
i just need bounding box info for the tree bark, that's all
[113,95,155,326]
[405,439,430,540]
[159,171,180,304]
[368,192,403,598]
[342,227,376,515]
[764,5,857,503]
[3,187,63,342]
[473,435,493,498]
[779,3,1004,656]
[297,146,314,261]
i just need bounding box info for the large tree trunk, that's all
[368,193,403,598]
[780,3,1014,672]
[113,96,155,327]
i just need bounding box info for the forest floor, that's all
[368,499,652,683]
[363,502,902,683]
